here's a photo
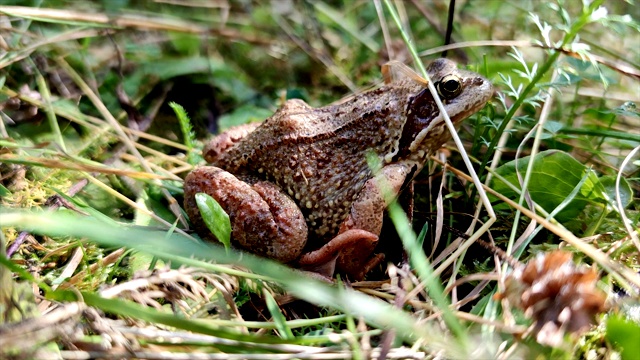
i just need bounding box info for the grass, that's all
[1,1,639,359]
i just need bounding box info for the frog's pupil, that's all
[444,80,458,92]
[437,77,461,99]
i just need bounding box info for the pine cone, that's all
[502,251,607,346]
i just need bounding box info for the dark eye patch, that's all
[392,89,439,161]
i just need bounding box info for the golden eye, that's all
[436,75,462,99]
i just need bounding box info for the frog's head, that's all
[388,58,493,164]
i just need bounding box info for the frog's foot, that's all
[184,166,308,263]
[338,248,385,281]
[297,229,380,279]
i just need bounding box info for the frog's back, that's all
[213,83,416,170]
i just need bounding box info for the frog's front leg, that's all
[184,166,308,263]
[298,164,412,280]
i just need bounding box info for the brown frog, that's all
[183,58,493,280]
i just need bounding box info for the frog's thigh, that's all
[184,166,307,263]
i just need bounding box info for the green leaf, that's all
[217,104,273,132]
[492,150,605,222]
[121,56,256,104]
[599,175,633,209]
[136,56,223,81]
[606,315,640,360]
[168,33,200,56]
[0,184,10,197]
[195,193,231,251]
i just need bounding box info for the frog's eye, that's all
[436,75,462,100]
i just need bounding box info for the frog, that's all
[183,58,493,280]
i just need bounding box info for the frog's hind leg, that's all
[183,166,308,263]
